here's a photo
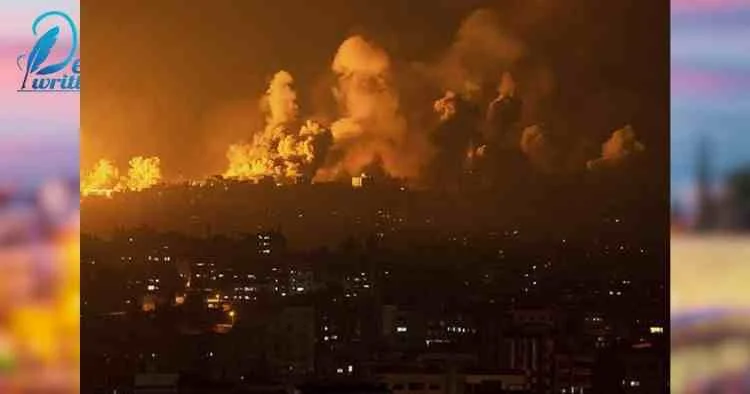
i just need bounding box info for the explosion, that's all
[225,38,432,185]
[83,10,647,191]
[315,36,432,182]
[224,71,332,182]
[81,156,162,197]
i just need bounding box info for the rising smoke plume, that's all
[85,7,641,192]
[224,71,332,182]
[429,9,526,99]
[315,36,433,182]
[264,70,298,125]
[586,125,645,171]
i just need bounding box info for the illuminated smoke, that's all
[498,71,517,98]
[316,36,432,182]
[125,156,162,191]
[264,70,298,126]
[587,125,645,170]
[81,159,120,197]
[224,71,331,182]
[431,89,483,183]
[432,9,525,98]
[433,91,459,122]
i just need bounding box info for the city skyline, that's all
[81,1,669,393]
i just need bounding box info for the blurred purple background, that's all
[0,1,79,392]
[671,2,750,392]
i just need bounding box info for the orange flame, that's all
[81,156,162,197]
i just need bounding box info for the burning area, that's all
[82,7,651,198]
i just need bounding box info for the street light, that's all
[229,310,236,325]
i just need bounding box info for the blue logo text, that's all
[17,11,80,93]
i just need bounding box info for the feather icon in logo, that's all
[20,27,59,89]
[17,11,79,91]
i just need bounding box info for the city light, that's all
[78,1,667,392]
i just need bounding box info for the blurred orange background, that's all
[0,180,79,393]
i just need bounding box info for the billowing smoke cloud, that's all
[587,125,645,170]
[315,36,432,181]
[429,9,526,99]
[225,71,331,182]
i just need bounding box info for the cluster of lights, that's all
[146,255,172,262]
[447,326,474,334]
[258,233,274,255]
[289,269,313,294]
[346,272,372,292]
[336,365,355,374]
[146,278,160,292]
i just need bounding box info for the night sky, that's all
[83,0,669,186]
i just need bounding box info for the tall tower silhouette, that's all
[695,134,716,231]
